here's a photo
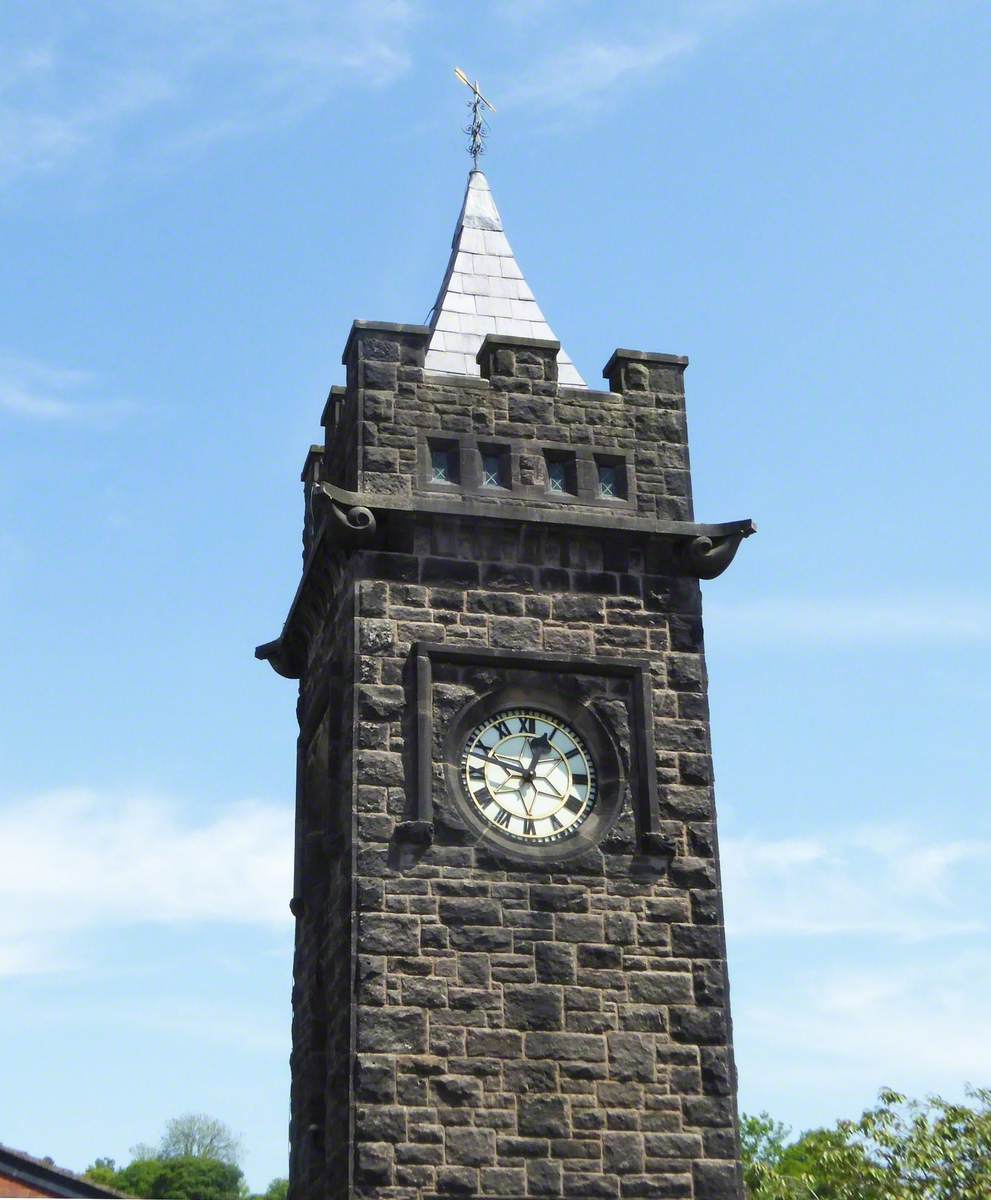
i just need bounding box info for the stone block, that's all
[602,1132,644,1174]
[534,942,576,984]
[354,1056,396,1104]
[555,914,605,942]
[504,1059,558,1094]
[445,1126,496,1166]
[645,1132,705,1159]
[359,914,420,956]
[355,1141,393,1186]
[693,1160,742,1198]
[466,1030,522,1058]
[435,1165,479,1194]
[607,1033,656,1083]
[356,1104,407,1142]
[671,924,724,959]
[525,1032,606,1061]
[504,984,564,1030]
[526,1158,563,1196]
[668,1006,727,1047]
[479,1166,527,1196]
[490,616,542,649]
[438,897,503,926]
[357,1006,428,1054]
[628,972,693,1005]
[430,1074,484,1106]
[518,1097,570,1138]
[530,884,589,913]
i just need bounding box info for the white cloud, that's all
[501,0,793,114]
[0,788,292,976]
[506,30,699,113]
[706,594,991,645]
[728,820,991,1113]
[0,353,131,422]
[722,824,991,939]
[0,0,417,185]
[735,949,991,1107]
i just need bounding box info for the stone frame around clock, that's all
[404,641,667,857]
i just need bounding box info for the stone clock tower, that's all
[258,168,754,1200]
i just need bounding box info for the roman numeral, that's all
[468,765,485,781]
[518,715,536,734]
[565,747,582,760]
[549,814,563,831]
[572,773,588,787]
[494,720,512,739]
[564,794,584,815]
[494,808,512,828]
[523,818,536,836]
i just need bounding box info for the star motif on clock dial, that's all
[460,708,597,844]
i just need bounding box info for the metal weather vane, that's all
[454,67,495,169]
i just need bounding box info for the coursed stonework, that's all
[263,322,748,1200]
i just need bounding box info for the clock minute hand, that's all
[469,750,526,776]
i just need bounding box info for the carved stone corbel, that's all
[313,484,378,548]
[678,522,756,579]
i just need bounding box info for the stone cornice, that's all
[255,482,756,678]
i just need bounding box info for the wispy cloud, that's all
[722,824,991,939]
[501,0,786,114]
[0,353,131,423]
[706,594,991,645]
[505,30,699,113]
[0,788,292,976]
[0,0,416,186]
[736,949,991,1104]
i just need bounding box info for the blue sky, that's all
[1,0,989,1190]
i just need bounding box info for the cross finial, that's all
[454,67,495,170]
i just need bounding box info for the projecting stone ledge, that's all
[255,478,755,679]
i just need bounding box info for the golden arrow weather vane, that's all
[454,67,495,169]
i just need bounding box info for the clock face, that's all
[460,707,598,845]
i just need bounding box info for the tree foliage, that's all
[85,1114,247,1199]
[158,1113,243,1166]
[113,1155,245,1200]
[254,1179,288,1200]
[743,1087,991,1200]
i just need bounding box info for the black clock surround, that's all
[405,641,667,857]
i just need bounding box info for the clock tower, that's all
[258,167,754,1199]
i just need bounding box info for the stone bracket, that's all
[312,486,378,548]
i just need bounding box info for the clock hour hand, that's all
[526,733,553,768]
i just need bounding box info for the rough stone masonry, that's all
[258,318,754,1200]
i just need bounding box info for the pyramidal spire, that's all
[424,170,586,387]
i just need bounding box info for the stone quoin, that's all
[257,166,755,1200]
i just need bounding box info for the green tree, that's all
[742,1088,991,1200]
[158,1113,243,1166]
[114,1155,245,1200]
[253,1179,288,1200]
[777,1126,886,1199]
[83,1158,118,1189]
[850,1086,991,1199]
[740,1113,802,1197]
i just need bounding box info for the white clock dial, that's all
[460,708,597,845]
